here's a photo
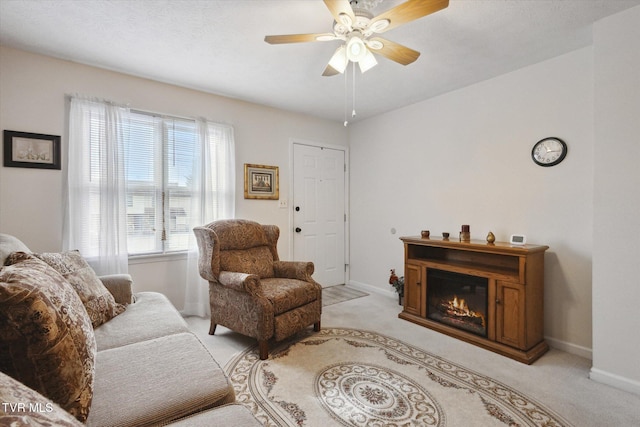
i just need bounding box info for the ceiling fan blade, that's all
[322,64,341,77]
[264,33,335,44]
[370,0,449,33]
[368,37,420,65]
[323,0,355,27]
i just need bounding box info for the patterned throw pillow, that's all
[30,250,125,328]
[0,253,96,422]
[0,371,83,427]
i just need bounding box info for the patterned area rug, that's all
[322,285,368,307]
[226,328,572,427]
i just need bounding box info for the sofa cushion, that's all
[93,292,190,351]
[30,250,125,328]
[0,371,84,427]
[98,273,134,305]
[87,332,234,427]
[0,253,96,422]
[168,403,262,427]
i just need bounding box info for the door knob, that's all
[295,227,302,233]
[295,206,300,212]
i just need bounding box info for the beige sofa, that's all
[0,234,261,427]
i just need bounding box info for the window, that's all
[68,98,235,265]
[122,113,197,255]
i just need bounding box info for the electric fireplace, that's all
[399,236,550,364]
[427,270,488,337]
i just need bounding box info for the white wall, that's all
[0,46,348,306]
[591,6,640,394]
[349,47,594,357]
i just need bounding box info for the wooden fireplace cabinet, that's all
[399,236,549,364]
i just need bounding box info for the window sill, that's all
[128,251,188,265]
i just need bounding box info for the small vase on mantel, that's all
[486,231,496,244]
[460,224,471,242]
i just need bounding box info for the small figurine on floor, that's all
[389,269,398,285]
[389,269,405,305]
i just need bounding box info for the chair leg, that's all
[258,340,269,360]
[209,322,217,335]
[314,321,321,332]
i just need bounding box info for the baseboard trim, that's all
[347,280,395,299]
[589,367,640,396]
[544,336,592,360]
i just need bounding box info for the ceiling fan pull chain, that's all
[344,62,349,127]
[352,62,357,119]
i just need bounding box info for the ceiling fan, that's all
[264,0,449,76]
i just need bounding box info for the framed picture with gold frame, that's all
[244,163,279,200]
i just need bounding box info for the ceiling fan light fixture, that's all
[346,34,367,62]
[328,45,348,74]
[358,49,378,73]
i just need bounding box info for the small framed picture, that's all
[244,163,279,200]
[3,130,61,170]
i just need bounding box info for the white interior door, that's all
[293,143,345,287]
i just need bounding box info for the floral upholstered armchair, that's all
[194,219,322,359]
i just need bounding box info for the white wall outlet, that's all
[278,199,288,208]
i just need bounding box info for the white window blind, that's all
[164,118,198,252]
[123,112,201,255]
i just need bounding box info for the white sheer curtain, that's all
[182,119,235,317]
[64,97,129,275]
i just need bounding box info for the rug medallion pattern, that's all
[225,328,571,427]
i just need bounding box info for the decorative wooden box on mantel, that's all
[399,236,549,364]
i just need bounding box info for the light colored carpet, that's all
[322,285,368,307]
[185,289,640,426]
[226,327,570,426]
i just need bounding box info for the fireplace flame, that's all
[445,295,485,327]
[449,295,473,315]
[452,295,467,311]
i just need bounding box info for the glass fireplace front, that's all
[427,270,488,337]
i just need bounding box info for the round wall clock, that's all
[531,137,567,167]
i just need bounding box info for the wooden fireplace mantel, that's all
[399,236,549,364]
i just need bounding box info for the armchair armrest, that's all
[218,271,262,295]
[99,274,134,305]
[273,261,315,281]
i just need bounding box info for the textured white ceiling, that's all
[1,0,639,123]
